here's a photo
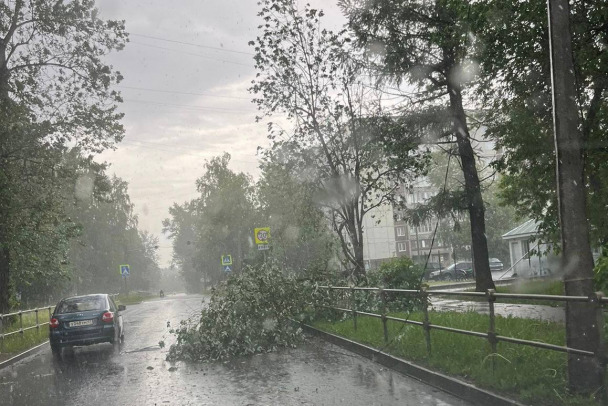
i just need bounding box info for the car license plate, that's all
[69,319,94,327]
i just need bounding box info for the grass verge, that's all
[313,311,598,406]
[1,311,53,359]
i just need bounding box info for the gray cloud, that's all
[95,0,345,266]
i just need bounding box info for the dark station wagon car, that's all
[429,261,474,280]
[49,294,125,355]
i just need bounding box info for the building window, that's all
[395,212,403,221]
[396,226,406,237]
[397,242,407,252]
[419,220,432,233]
[410,220,433,234]
[522,239,531,259]
[421,240,426,248]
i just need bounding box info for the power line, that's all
[122,139,260,162]
[118,85,251,100]
[118,139,262,164]
[130,41,252,67]
[122,98,253,113]
[130,33,255,56]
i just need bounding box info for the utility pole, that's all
[547,0,604,394]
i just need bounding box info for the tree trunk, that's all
[0,226,10,314]
[346,211,365,280]
[353,236,365,279]
[447,85,495,291]
[0,22,13,314]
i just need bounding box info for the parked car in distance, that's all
[489,258,504,272]
[49,293,125,356]
[423,262,444,279]
[429,261,473,280]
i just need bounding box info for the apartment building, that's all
[363,178,453,270]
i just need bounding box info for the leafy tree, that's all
[163,201,200,293]
[67,173,160,294]
[257,161,338,275]
[415,151,518,268]
[164,154,256,290]
[478,0,608,248]
[250,0,425,280]
[194,154,256,284]
[0,0,126,311]
[0,0,127,150]
[342,0,495,290]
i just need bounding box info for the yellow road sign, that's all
[254,227,270,245]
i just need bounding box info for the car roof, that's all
[59,294,108,302]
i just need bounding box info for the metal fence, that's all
[318,286,607,371]
[0,306,55,352]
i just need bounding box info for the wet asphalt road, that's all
[0,294,471,406]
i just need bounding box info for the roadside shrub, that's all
[594,247,608,294]
[365,257,426,312]
[166,262,324,362]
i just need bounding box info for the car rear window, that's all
[56,296,106,314]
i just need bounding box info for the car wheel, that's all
[51,343,61,357]
[112,329,122,353]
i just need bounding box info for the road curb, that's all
[0,340,48,370]
[301,323,527,406]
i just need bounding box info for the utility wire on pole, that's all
[547,0,605,395]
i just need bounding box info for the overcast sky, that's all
[95,1,345,266]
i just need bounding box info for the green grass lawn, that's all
[313,311,598,406]
[1,310,54,358]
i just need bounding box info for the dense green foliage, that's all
[366,256,425,311]
[478,0,608,247]
[166,263,321,361]
[257,162,338,274]
[593,247,608,294]
[163,154,338,291]
[342,0,496,291]
[0,0,131,312]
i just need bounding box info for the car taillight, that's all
[49,318,59,328]
[102,312,114,323]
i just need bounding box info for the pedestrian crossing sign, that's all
[221,255,232,266]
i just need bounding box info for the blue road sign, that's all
[120,264,130,277]
[223,265,232,273]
